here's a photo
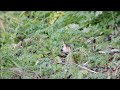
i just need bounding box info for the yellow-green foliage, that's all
[0,11,120,79]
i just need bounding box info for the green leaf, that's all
[81,70,88,75]
[54,56,62,64]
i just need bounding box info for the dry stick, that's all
[83,61,89,66]
[75,64,98,74]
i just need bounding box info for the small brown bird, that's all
[60,41,73,64]
[62,44,71,53]
[61,41,71,54]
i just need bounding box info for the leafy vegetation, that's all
[0,11,120,79]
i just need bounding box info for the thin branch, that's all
[75,64,98,74]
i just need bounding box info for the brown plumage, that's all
[59,41,72,64]
[61,40,71,54]
[62,43,71,54]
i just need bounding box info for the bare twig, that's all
[83,61,89,66]
[75,64,98,74]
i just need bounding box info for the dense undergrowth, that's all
[0,11,120,79]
